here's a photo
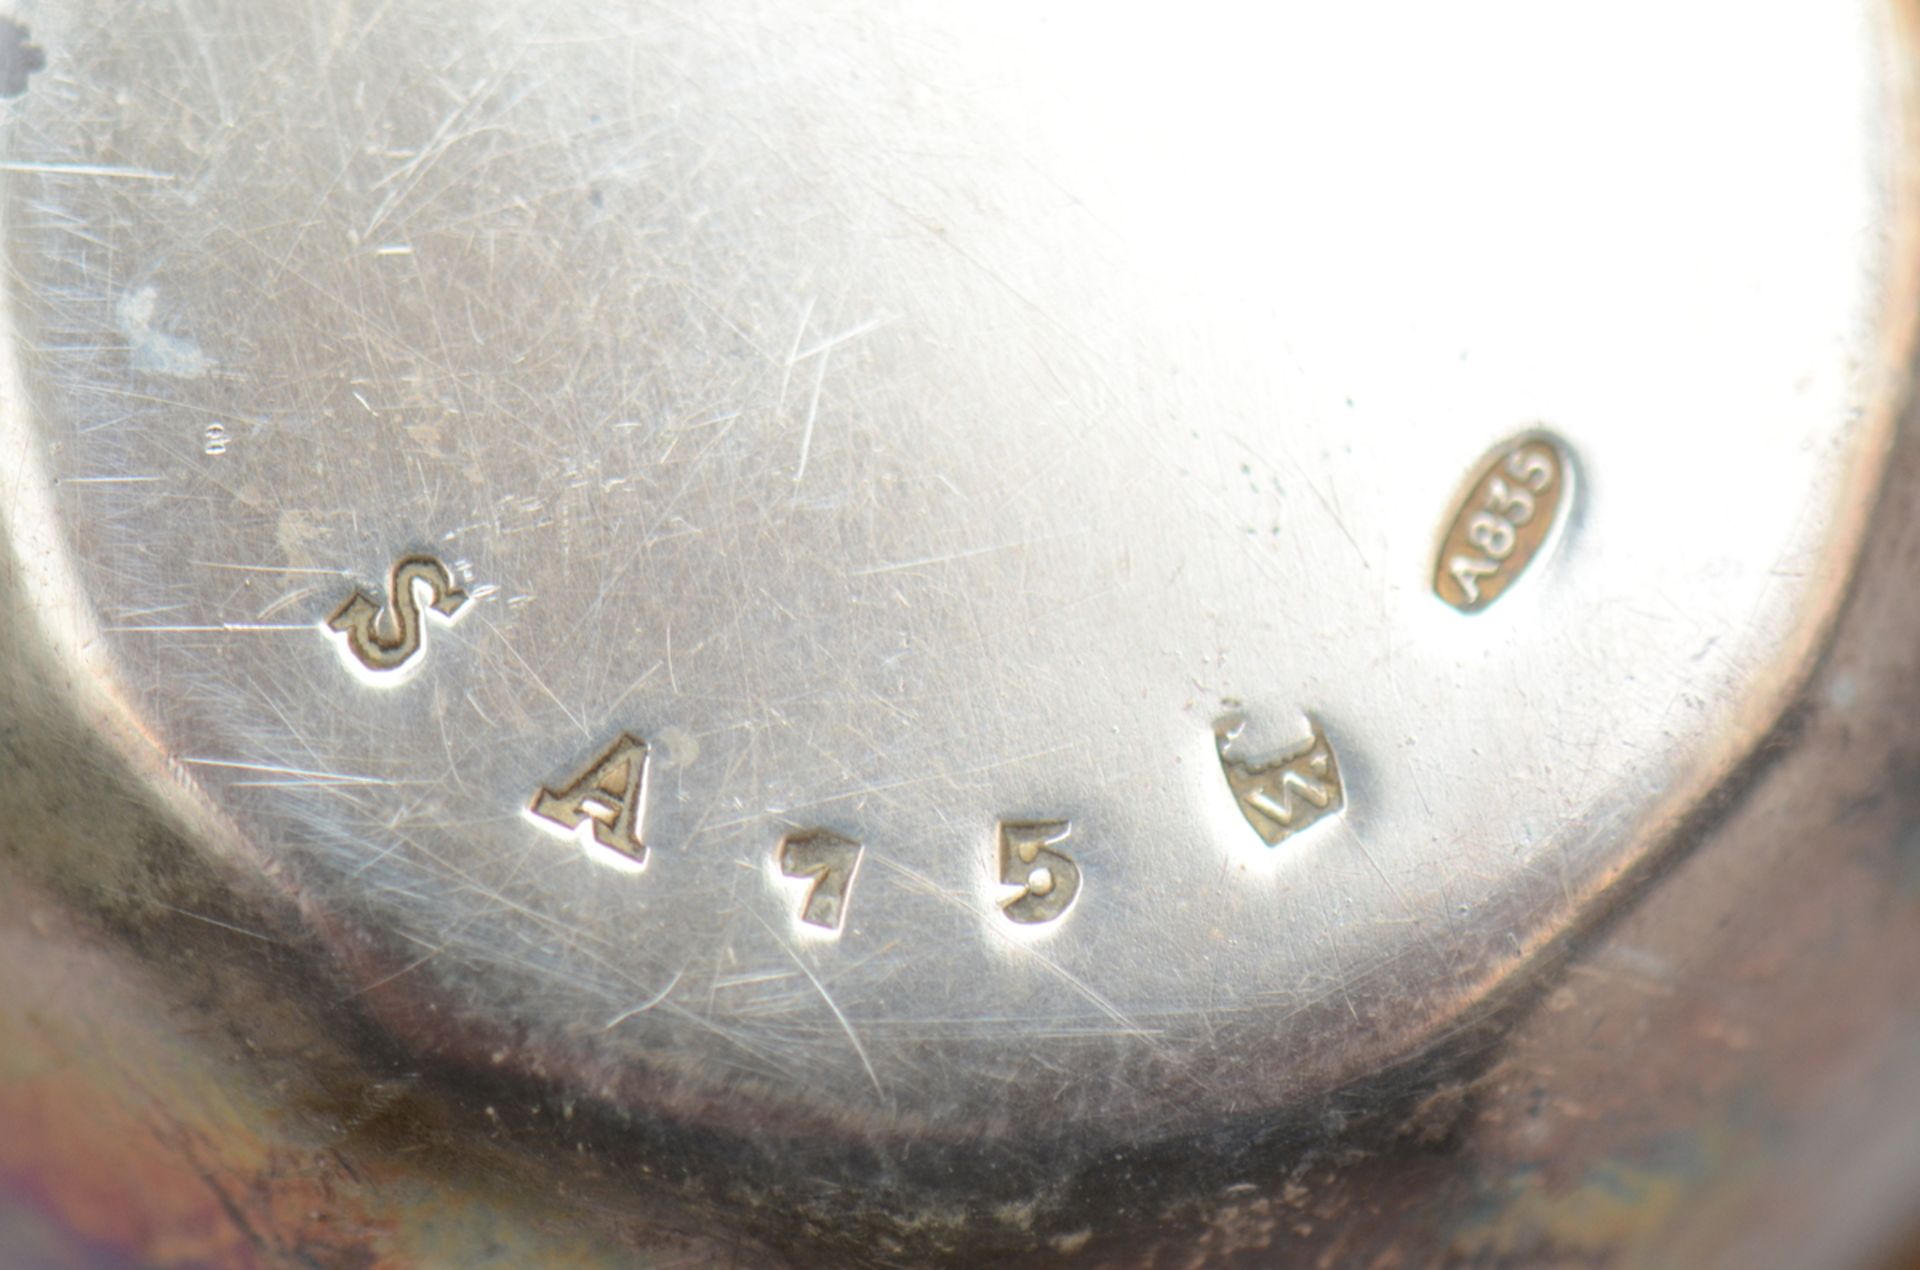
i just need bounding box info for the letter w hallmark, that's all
[1215,712,1344,847]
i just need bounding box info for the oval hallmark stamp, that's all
[1433,431,1574,613]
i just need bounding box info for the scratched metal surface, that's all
[1,1,1919,1263]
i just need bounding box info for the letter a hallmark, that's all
[529,733,651,869]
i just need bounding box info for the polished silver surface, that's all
[2,1,1918,1263]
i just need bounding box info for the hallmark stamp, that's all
[1433,432,1572,613]
[997,820,1081,925]
[327,554,468,673]
[1216,714,1344,846]
[778,830,863,932]
[529,733,651,867]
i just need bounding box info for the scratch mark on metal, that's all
[478,614,590,740]
[153,903,285,945]
[183,757,395,786]
[194,563,348,576]
[865,855,1160,1042]
[344,944,447,999]
[774,295,815,421]
[0,160,176,180]
[794,315,891,363]
[605,659,665,715]
[847,530,1084,577]
[754,911,884,1097]
[601,967,686,1031]
[108,622,311,632]
[792,346,829,486]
